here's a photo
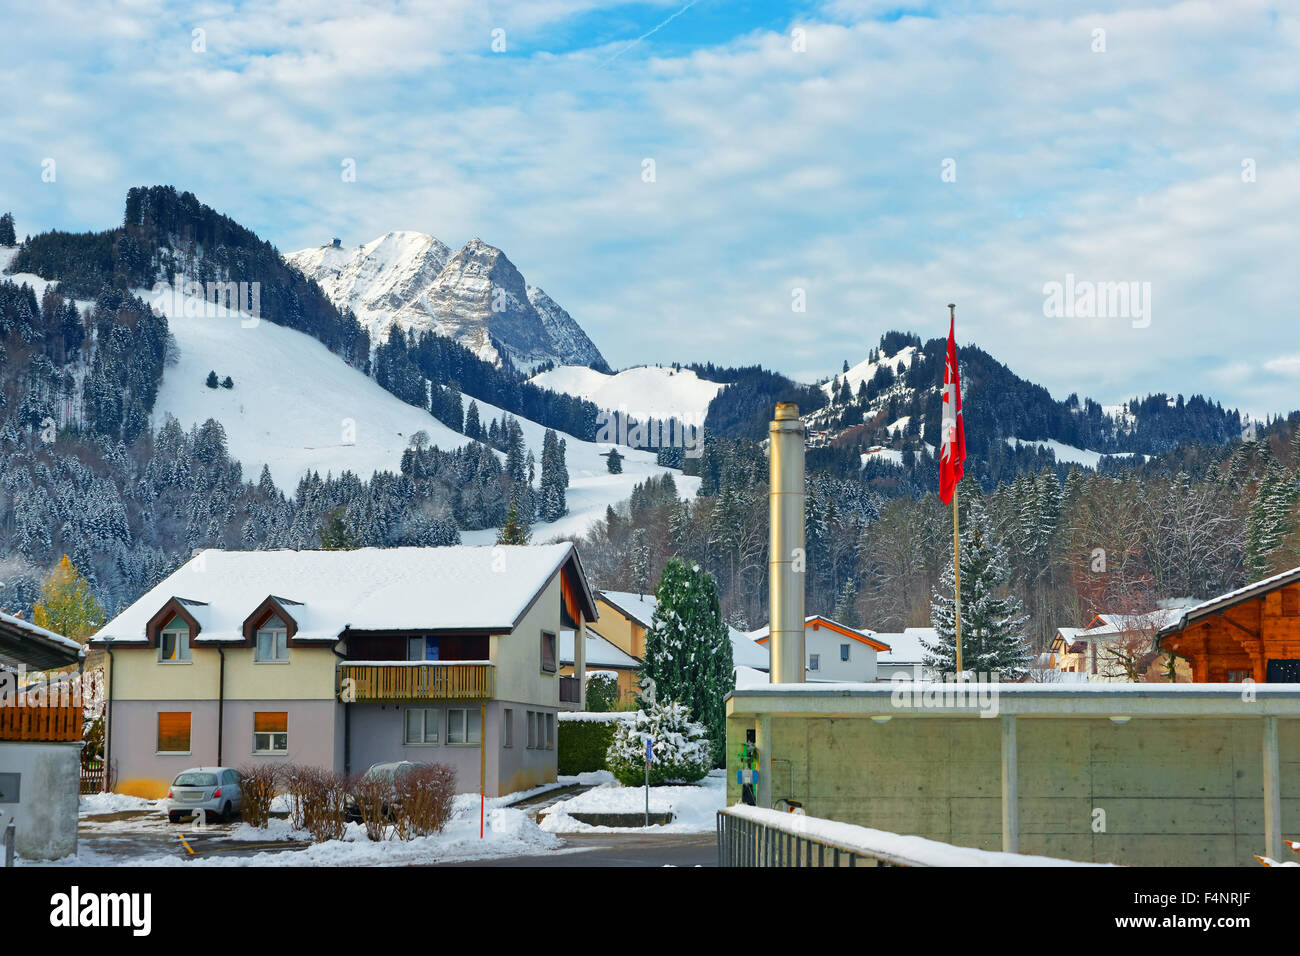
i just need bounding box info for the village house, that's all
[89,544,598,799]
[750,615,889,682]
[871,626,940,681]
[1156,568,1300,682]
[558,629,639,707]
[1051,609,1188,681]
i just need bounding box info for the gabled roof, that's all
[1156,566,1300,644]
[559,630,639,669]
[92,544,597,646]
[596,590,769,669]
[869,627,935,664]
[752,615,890,652]
[0,611,85,670]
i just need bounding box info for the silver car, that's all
[166,767,244,824]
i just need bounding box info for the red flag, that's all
[939,313,965,504]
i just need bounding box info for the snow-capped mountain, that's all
[287,233,607,372]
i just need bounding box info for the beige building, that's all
[91,545,598,799]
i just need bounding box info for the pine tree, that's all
[606,446,623,474]
[1246,462,1297,579]
[465,401,482,440]
[496,498,532,545]
[640,558,733,765]
[32,554,106,641]
[318,507,358,549]
[0,212,15,247]
[205,370,218,388]
[833,577,860,628]
[221,376,233,389]
[924,499,1032,679]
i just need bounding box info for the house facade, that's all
[1157,568,1300,682]
[1051,609,1187,681]
[751,615,888,682]
[90,545,598,799]
[596,590,769,673]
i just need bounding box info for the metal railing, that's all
[338,662,495,701]
[716,808,909,867]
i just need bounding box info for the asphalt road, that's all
[440,832,718,867]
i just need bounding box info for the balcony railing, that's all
[338,661,495,702]
[0,703,83,742]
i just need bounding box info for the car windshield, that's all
[174,772,217,787]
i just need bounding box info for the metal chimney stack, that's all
[768,402,805,683]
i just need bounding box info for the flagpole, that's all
[949,303,963,678]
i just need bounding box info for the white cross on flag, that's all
[939,313,965,504]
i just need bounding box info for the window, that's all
[157,712,191,753]
[223,770,239,786]
[404,708,440,745]
[540,630,557,673]
[545,713,555,750]
[447,708,481,745]
[407,636,439,661]
[841,643,851,661]
[809,654,820,671]
[502,708,514,747]
[527,711,549,750]
[1227,670,1252,683]
[158,616,191,662]
[526,710,536,748]
[253,712,288,753]
[255,615,289,662]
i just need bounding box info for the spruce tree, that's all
[496,498,532,545]
[640,558,733,765]
[833,577,860,628]
[0,212,15,247]
[924,499,1032,679]
[205,370,219,388]
[606,446,623,474]
[1246,462,1297,579]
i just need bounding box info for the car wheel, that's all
[222,801,233,823]
[168,811,180,824]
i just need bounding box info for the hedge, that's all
[557,714,633,775]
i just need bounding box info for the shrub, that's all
[350,770,393,842]
[394,763,456,839]
[280,764,318,831]
[299,769,348,843]
[237,764,279,829]
[557,716,620,775]
[606,701,711,787]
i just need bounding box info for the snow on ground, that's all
[80,792,165,815]
[822,345,916,398]
[1004,438,1141,469]
[539,769,725,834]
[529,364,722,424]
[140,286,696,541]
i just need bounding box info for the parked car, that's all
[166,767,244,823]
[343,761,428,822]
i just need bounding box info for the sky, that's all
[1,0,1297,418]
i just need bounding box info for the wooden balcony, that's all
[338,662,495,702]
[0,703,82,742]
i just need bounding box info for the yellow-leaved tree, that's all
[32,554,106,642]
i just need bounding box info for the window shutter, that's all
[157,712,191,752]
[254,712,288,734]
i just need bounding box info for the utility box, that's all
[0,773,19,804]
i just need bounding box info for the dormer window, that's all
[159,616,191,662]
[256,615,289,662]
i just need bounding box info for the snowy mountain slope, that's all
[528,364,723,424]
[143,285,694,539]
[1004,438,1142,469]
[822,345,917,398]
[287,233,606,372]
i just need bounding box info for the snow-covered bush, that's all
[606,701,711,787]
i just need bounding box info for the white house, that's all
[750,615,889,682]
[872,626,940,681]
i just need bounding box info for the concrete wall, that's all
[348,700,556,797]
[109,698,339,798]
[0,740,79,860]
[726,708,1300,866]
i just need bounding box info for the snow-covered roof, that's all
[1157,566,1300,642]
[0,610,86,670]
[597,590,769,669]
[559,630,639,669]
[750,615,890,651]
[92,545,595,645]
[597,590,658,630]
[874,627,936,664]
